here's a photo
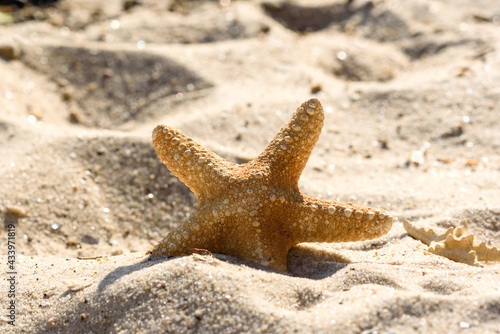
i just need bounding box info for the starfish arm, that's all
[149,213,222,258]
[152,124,235,200]
[289,196,393,244]
[253,99,325,187]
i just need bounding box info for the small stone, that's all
[51,223,62,230]
[66,237,79,247]
[459,322,470,329]
[0,40,21,60]
[6,205,27,217]
[194,308,205,319]
[81,235,99,245]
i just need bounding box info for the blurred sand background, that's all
[0,0,500,333]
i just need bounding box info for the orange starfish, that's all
[149,99,393,271]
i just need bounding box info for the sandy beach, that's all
[1,0,500,333]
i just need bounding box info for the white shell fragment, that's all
[404,219,500,266]
[62,279,93,291]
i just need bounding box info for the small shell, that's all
[62,279,92,291]
[405,220,500,266]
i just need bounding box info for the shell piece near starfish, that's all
[404,220,500,266]
[149,98,393,271]
[403,219,454,245]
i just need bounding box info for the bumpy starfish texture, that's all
[404,220,500,266]
[149,99,393,271]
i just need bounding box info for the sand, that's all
[1,0,500,333]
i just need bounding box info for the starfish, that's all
[149,98,393,271]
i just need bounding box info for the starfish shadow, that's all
[286,244,352,279]
[96,252,294,294]
[94,248,356,293]
[213,254,297,276]
[95,254,170,292]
